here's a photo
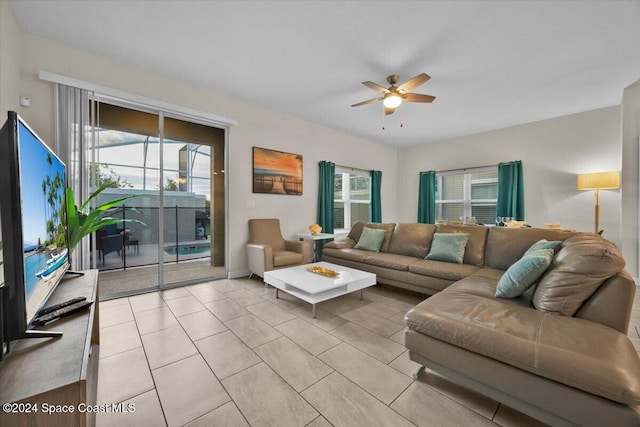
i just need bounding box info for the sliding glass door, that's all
[90,101,226,298]
[162,115,225,288]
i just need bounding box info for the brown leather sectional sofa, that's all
[322,221,640,426]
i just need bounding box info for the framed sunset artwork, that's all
[252,147,303,195]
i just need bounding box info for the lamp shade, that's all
[577,171,620,191]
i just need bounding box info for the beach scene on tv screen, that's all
[19,122,68,321]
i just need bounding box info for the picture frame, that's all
[252,147,303,195]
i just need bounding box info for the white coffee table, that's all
[263,262,376,318]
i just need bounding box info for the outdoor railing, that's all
[93,205,211,271]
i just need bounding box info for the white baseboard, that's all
[229,269,250,279]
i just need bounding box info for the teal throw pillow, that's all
[495,248,555,298]
[524,239,561,256]
[425,233,469,264]
[354,227,386,252]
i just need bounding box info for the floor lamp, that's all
[577,171,620,233]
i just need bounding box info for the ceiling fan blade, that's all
[362,81,390,94]
[397,73,431,93]
[351,97,383,107]
[404,93,436,103]
[384,106,396,115]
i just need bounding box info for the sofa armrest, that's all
[284,239,311,264]
[247,243,273,277]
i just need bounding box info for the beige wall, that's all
[621,79,640,279]
[0,0,20,119]
[16,32,398,276]
[0,0,22,287]
[398,107,623,249]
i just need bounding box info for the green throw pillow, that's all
[524,239,561,256]
[354,227,387,252]
[425,233,469,264]
[495,248,555,298]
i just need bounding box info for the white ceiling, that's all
[9,0,640,148]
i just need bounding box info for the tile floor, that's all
[96,278,640,427]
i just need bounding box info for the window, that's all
[333,168,370,230]
[436,167,498,224]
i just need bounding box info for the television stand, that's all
[65,270,85,277]
[0,270,99,426]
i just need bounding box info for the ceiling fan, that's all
[351,73,435,115]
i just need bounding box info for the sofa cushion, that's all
[426,232,469,264]
[347,221,366,242]
[364,252,416,271]
[524,239,562,256]
[368,223,396,253]
[437,225,489,267]
[533,234,626,316]
[405,289,640,406]
[354,227,386,252]
[485,227,577,270]
[495,248,555,298]
[449,268,536,307]
[388,223,437,259]
[321,247,371,263]
[407,273,456,294]
[347,221,396,252]
[409,258,479,281]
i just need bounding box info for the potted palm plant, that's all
[66,183,145,255]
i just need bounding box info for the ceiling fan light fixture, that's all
[383,93,402,109]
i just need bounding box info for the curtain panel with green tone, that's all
[317,159,335,224]
[369,170,382,223]
[316,161,335,258]
[497,160,525,220]
[417,171,436,224]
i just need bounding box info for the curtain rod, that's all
[427,163,498,174]
[336,164,369,173]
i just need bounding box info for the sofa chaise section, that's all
[405,272,640,426]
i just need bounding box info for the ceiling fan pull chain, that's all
[381,109,385,130]
[400,104,404,128]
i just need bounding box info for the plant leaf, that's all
[66,186,145,255]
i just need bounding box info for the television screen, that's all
[18,119,69,321]
[0,111,69,343]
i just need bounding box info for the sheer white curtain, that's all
[55,84,94,270]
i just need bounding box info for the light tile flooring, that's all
[96,278,640,427]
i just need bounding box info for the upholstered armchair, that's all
[247,218,311,279]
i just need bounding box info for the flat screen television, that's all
[0,111,69,345]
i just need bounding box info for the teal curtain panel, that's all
[497,160,525,220]
[369,170,382,223]
[417,171,436,224]
[317,160,335,234]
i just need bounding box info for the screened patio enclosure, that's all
[87,102,227,299]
